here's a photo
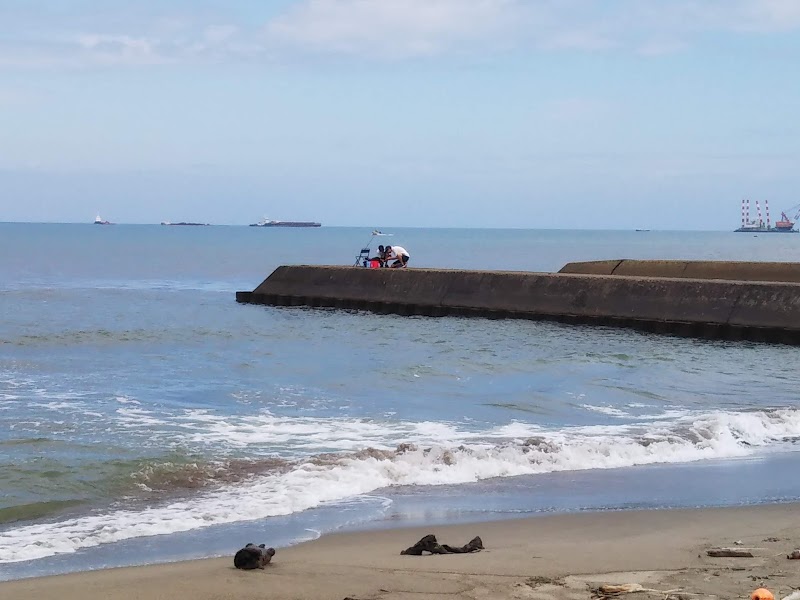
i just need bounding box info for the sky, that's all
[0,0,798,229]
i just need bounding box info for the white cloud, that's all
[0,22,254,69]
[740,0,800,31]
[75,34,164,65]
[262,0,800,59]
[265,0,518,58]
[540,31,619,52]
[0,0,798,69]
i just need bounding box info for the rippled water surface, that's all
[1,223,799,577]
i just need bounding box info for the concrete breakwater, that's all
[236,263,800,344]
[560,259,800,283]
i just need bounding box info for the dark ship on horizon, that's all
[161,221,210,226]
[249,217,321,228]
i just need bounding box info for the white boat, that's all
[94,215,112,225]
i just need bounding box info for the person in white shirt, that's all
[385,245,410,268]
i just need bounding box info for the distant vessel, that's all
[734,199,798,233]
[249,217,321,228]
[161,221,210,226]
[94,215,112,225]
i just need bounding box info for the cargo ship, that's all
[161,221,210,226]
[734,199,798,233]
[94,215,113,225]
[249,217,321,228]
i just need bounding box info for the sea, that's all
[1,223,799,581]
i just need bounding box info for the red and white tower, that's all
[756,200,763,228]
[746,198,751,226]
[741,199,746,228]
[765,199,771,229]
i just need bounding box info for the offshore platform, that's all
[735,199,799,233]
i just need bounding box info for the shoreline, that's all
[3,503,799,600]
[4,452,800,581]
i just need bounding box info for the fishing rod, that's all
[353,229,393,266]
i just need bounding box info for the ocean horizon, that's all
[1,220,781,232]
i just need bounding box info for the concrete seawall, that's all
[236,265,800,344]
[560,259,800,283]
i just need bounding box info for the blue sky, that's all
[1,0,798,228]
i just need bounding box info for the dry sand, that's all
[2,503,799,600]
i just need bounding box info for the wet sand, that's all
[2,503,799,600]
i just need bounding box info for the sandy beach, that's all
[2,503,799,600]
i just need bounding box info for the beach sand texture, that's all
[2,504,799,600]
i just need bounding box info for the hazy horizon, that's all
[0,220,778,232]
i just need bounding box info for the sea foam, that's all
[0,407,798,563]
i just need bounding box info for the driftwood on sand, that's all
[706,548,755,558]
[400,534,484,555]
[590,583,697,599]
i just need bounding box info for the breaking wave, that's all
[1,407,799,563]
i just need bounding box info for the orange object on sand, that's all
[751,588,774,600]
